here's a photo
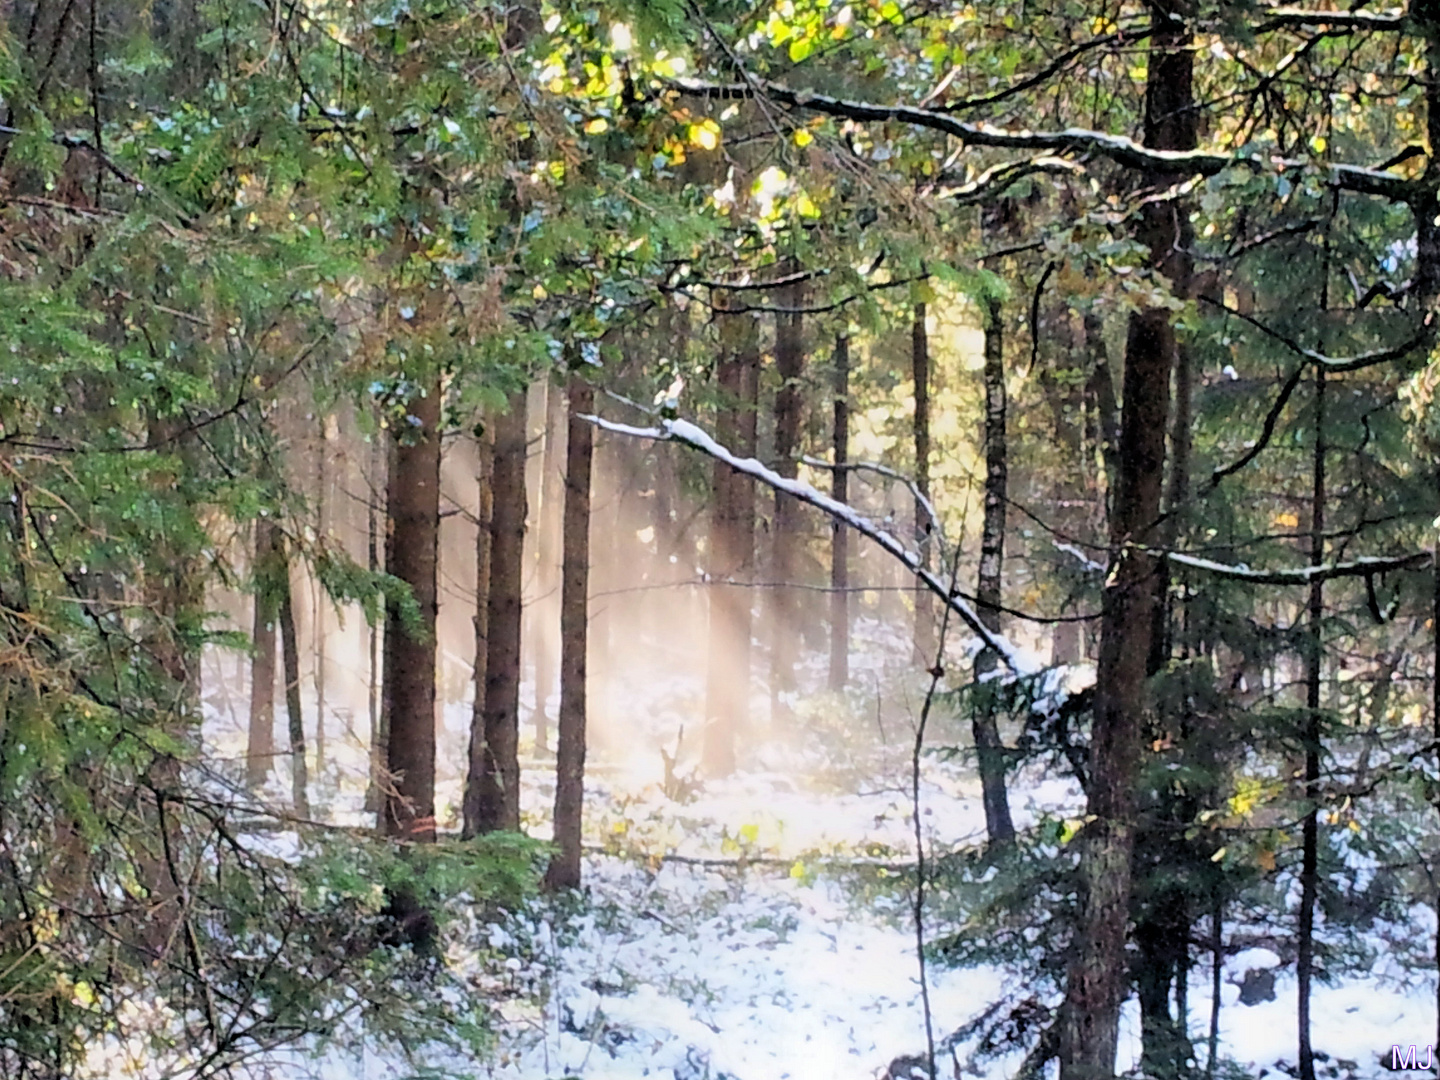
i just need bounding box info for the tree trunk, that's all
[475,392,527,832]
[314,414,328,782]
[974,297,1015,847]
[704,296,755,776]
[545,374,593,890]
[277,545,309,820]
[381,376,441,843]
[1059,7,1192,1073]
[246,518,277,790]
[912,303,934,662]
[1297,368,1325,1080]
[769,277,804,722]
[532,381,564,755]
[365,436,386,815]
[829,333,850,693]
[462,426,495,839]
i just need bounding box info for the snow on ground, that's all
[198,618,1440,1080]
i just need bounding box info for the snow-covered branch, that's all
[1164,551,1429,585]
[801,454,945,554]
[667,77,1421,199]
[584,413,1037,674]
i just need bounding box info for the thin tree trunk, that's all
[462,426,495,839]
[770,277,804,722]
[912,303,934,661]
[476,393,527,832]
[277,546,309,820]
[974,297,1015,846]
[246,518,277,790]
[533,381,564,755]
[315,414,328,782]
[1059,4,1193,1076]
[381,377,441,843]
[829,333,850,693]
[546,374,593,890]
[1297,368,1325,1080]
[705,297,752,776]
[365,436,385,815]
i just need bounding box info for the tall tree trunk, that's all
[769,277,804,722]
[912,303,934,661]
[462,427,495,839]
[246,518,277,790]
[1297,368,1325,1080]
[704,296,753,776]
[476,393,527,832]
[365,436,386,815]
[277,544,309,820]
[314,414,328,782]
[1059,6,1193,1076]
[532,381,564,755]
[829,333,850,692]
[974,297,1015,846]
[381,377,442,843]
[546,374,593,890]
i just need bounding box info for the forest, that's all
[3,0,1440,1078]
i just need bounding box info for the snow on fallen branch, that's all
[584,414,1039,675]
[1163,550,1430,585]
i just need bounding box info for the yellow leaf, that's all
[790,860,807,879]
[584,117,609,135]
[1274,511,1299,528]
[689,119,721,151]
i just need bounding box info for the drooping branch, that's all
[585,414,1036,673]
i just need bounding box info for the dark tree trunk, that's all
[381,377,441,843]
[704,296,755,776]
[277,546,309,820]
[912,304,934,661]
[769,278,804,721]
[1059,5,1194,1077]
[462,426,494,839]
[974,297,1015,847]
[365,436,386,815]
[476,393,527,832]
[829,333,850,693]
[1297,369,1325,1080]
[545,374,594,890]
[246,518,277,790]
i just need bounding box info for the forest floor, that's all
[204,621,1438,1080]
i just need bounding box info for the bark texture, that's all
[476,393,527,832]
[246,518,277,790]
[973,297,1015,846]
[381,376,441,843]
[546,375,594,890]
[912,304,934,660]
[462,426,495,839]
[277,551,308,820]
[1058,5,1193,1074]
[828,334,850,692]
